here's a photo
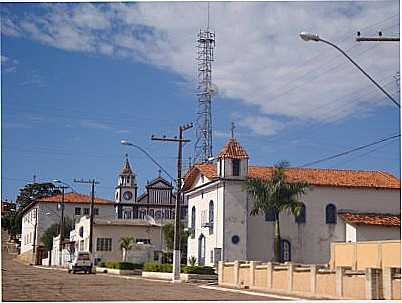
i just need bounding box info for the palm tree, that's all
[243,161,310,263]
[119,237,134,262]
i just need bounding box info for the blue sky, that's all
[1,2,400,202]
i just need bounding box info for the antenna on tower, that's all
[207,2,210,30]
[193,2,216,164]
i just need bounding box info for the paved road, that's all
[1,244,284,301]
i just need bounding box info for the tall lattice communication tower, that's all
[193,27,216,164]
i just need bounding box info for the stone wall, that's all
[218,261,401,300]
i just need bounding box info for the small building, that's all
[338,211,400,242]
[75,216,162,264]
[184,136,401,267]
[20,192,115,264]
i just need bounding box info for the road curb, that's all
[198,285,305,300]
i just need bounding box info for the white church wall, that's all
[223,180,248,262]
[246,186,400,264]
[186,182,224,267]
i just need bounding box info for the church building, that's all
[183,136,400,267]
[114,155,185,222]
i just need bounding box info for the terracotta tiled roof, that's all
[338,212,400,227]
[38,192,114,205]
[182,163,401,191]
[182,163,219,191]
[217,138,249,159]
[248,166,401,189]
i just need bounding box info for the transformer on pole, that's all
[193,28,216,164]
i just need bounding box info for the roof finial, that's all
[158,169,162,177]
[231,122,236,139]
[125,153,128,160]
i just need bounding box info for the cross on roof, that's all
[231,122,236,138]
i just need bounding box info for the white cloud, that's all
[80,120,113,130]
[239,115,285,136]
[1,2,399,135]
[1,54,19,73]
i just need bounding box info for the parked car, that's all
[68,252,92,274]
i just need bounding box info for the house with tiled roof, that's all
[20,192,115,264]
[184,136,400,267]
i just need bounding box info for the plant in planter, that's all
[188,256,197,267]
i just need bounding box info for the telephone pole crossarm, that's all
[356,37,399,42]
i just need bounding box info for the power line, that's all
[299,134,400,167]
[331,139,399,167]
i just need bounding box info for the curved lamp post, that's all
[299,32,400,109]
[120,140,176,182]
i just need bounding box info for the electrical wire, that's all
[299,134,400,167]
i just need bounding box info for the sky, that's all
[1,1,400,202]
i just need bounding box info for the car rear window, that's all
[78,254,90,260]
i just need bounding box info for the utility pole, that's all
[151,122,193,282]
[56,185,68,267]
[31,208,38,265]
[74,179,99,256]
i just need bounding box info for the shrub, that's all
[144,262,171,272]
[98,261,143,270]
[182,266,215,275]
[143,263,215,275]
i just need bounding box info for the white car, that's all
[68,252,92,274]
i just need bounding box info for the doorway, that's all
[198,234,205,266]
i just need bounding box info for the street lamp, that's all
[120,140,176,182]
[53,179,71,267]
[299,32,400,109]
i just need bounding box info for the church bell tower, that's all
[115,154,137,219]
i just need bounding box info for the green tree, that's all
[16,182,61,210]
[243,161,310,262]
[1,210,22,239]
[162,222,189,251]
[41,217,75,252]
[120,237,134,262]
[2,183,61,238]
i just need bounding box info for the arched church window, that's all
[232,159,240,176]
[191,206,196,239]
[325,204,337,224]
[209,200,214,225]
